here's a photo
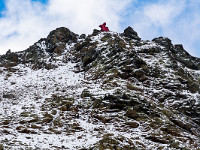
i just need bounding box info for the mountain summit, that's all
[0,27,200,149]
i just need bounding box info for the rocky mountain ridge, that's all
[0,26,200,149]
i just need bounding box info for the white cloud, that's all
[131,0,186,37]
[0,0,132,54]
[144,1,185,26]
[129,0,200,57]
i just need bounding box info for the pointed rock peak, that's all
[6,49,11,55]
[123,26,141,41]
[47,27,78,44]
[44,27,78,54]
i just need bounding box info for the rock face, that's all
[46,27,78,53]
[0,27,200,150]
[173,44,200,70]
[123,26,141,40]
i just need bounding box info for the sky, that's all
[0,0,200,57]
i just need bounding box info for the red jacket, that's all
[99,22,109,31]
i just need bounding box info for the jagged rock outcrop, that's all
[0,26,200,150]
[173,44,200,70]
[152,37,173,50]
[0,27,78,69]
[46,27,78,53]
[122,26,141,41]
[152,37,200,70]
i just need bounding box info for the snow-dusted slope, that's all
[0,27,200,149]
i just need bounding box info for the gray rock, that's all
[123,26,141,40]
[3,94,15,99]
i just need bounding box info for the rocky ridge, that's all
[0,26,200,149]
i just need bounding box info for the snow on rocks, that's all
[0,28,200,149]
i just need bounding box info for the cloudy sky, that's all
[0,0,200,57]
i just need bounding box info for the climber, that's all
[99,22,109,32]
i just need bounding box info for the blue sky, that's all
[0,0,200,57]
[0,1,5,17]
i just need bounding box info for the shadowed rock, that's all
[123,26,141,40]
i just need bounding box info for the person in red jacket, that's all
[99,22,109,31]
